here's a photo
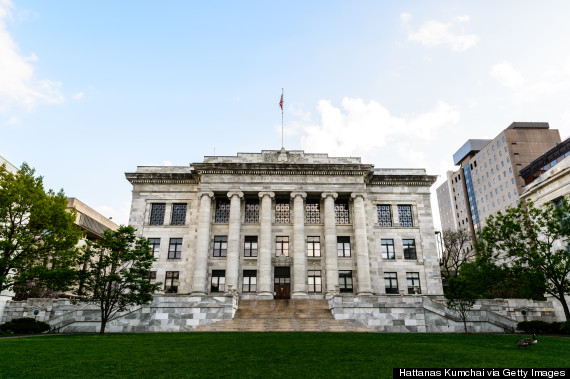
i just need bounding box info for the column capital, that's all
[321,192,338,200]
[258,191,275,199]
[198,191,214,199]
[351,192,367,200]
[290,192,307,199]
[227,191,244,199]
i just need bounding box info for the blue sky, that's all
[2,0,570,226]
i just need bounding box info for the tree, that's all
[479,198,570,321]
[446,275,477,333]
[0,163,81,295]
[77,225,161,334]
[440,229,476,285]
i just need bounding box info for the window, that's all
[305,200,321,223]
[149,203,166,225]
[308,270,322,293]
[211,270,225,292]
[149,238,160,257]
[307,236,321,257]
[406,272,421,294]
[337,236,351,257]
[398,205,413,227]
[335,201,350,224]
[168,238,182,259]
[165,271,179,293]
[214,198,230,223]
[242,270,257,292]
[213,236,227,257]
[171,203,187,225]
[385,272,398,294]
[403,239,417,259]
[338,270,353,293]
[149,271,157,283]
[381,239,395,259]
[377,205,392,226]
[275,199,290,223]
[244,199,259,223]
[244,236,258,257]
[276,236,289,256]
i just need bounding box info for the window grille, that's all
[244,200,259,223]
[214,199,230,223]
[377,205,392,226]
[305,200,320,224]
[149,203,165,225]
[335,201,350,224]
[171,203,187,225]
[398,205,413,227]
[275,200,290,223]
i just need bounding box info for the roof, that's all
[507,122,550,129]
[520,137,570,179]
[453,139,492,166]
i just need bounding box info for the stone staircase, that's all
[194,299,374,332]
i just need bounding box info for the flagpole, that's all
[281,88,284,149]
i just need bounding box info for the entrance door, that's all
[274,266,291,299]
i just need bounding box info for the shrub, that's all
[560,321,570,335]
[0,318,50,334]
[516,320,551,333]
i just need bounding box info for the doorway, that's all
[274,266,291,299]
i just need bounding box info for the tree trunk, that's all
[100,310,107,334]
[559,291,570,321]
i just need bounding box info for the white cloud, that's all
[72,92,84,100]
[491,62,525,88]
[403,14,479,52]
[491,59,570,105]
[6,115,18,124]
[0,0,64,113]
[298,97,460,162]
[94,204,130,226]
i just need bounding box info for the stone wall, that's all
[2,294,237,333]
[329,295,557,333]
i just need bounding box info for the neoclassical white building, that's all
[126,149,443,299]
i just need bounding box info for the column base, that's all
[291,292,308,299]
[256,292,274,300]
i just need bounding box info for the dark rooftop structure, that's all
[520,137,570,185]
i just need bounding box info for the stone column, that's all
[291,192,307,298]
[351,193,372,295]
[191,192,214,295]
[226,191,244,293]
[322,192,339,296]
[258,191,275,299]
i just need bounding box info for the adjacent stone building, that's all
[126,149,444,300]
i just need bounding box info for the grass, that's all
[0,333,568,378]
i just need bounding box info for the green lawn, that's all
[0,333,568,378]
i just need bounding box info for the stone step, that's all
[194,299,375,332]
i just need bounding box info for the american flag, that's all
[279,93,283,110]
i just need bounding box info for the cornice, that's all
[368,174,437,187]
[192,163,374,177]
[125,172,198,184]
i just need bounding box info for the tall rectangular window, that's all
[308,270,322,293]
[335,201,350,224]
[305,200,320,224]
[149,238,160,257]
[275,199,290,223]
[338,270,353,293]
[214,198,230,223]
[211,270,225,292]
[149,203,166,225]
[337,236,351,257]
[244,199,259,223]
[244,236,258,257]
[149,271,157,283]
[381,239,395,260]
[171,203,187,225]
[384,272,398,294]
[165,271,179,293]
[242,270,257,293]
[276,236,289,256]
[307,236,321,257]
[377,205,392,226]
[168,238,182,259]
[213,236,228,257]
[406,272,421,294]
[403,239,417,259]
[398,205,413,227]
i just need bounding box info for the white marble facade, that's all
[126,149,444,299]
